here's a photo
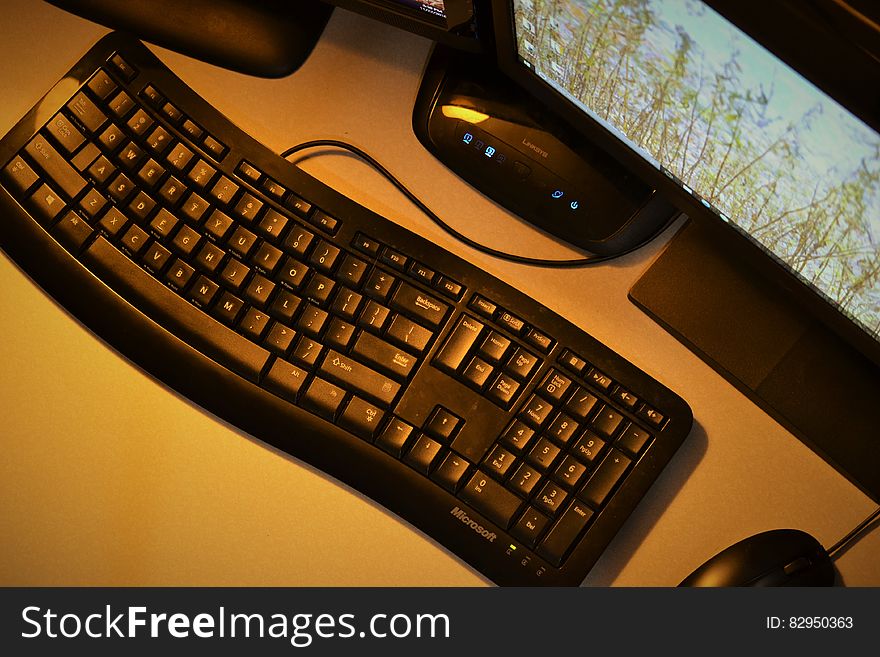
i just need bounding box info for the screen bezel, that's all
[491,0,880,367]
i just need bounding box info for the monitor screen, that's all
[510,0,880,344]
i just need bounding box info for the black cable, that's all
[281,139,673,268]
[827,505,880,560]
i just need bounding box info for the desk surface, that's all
[1,3,877,586]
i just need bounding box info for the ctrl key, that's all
[536,502,594,566]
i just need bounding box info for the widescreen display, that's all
[514,0,880,341]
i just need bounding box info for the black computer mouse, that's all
[679,529,836,587]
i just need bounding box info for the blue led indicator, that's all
[551,190,564,199]
[484,146,496,158]
[462,132,473,145]
[570,200,579,210]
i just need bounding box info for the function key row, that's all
[133,79,228,161]
[353,232,464,301]
[468,293,555,354]
[558,348,667,428]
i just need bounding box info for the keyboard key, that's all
[146,125,172,154]
[98,206,128,236]
[505,347,538,380]
[3,155,40,195]
[139,84,163,106]
[559,349,588,374]
[525,327,554,352]
[637,405,665,426]
[519,395,552,429]
[591,405,625,437]
[404,435,443,474]
[71,143,100,172]
[269,289,301,322]
[478,331,510,362]
[87,69,117,100]
[310,209,339,234]
[616,423,652,456]
[107,172,135,203]
[486,373,520,408]
[233,192,263,223]
[468,294,497,318]
[45,112,84,154]
[66,92,107,133]
[435,276,463,299]
[308,240,341,272]
[380,246,408,270]
[165,258,196,290]
[182,192,210,223]
[228,225,258,259]
[244,274,275,308]
[190,276,219,307]
[236,160,262,183]
[319,349,401,406]
[339,396,385,441]
[108,90,134,118]
[187,159,216,188]
[301,376,345,421]
[390,282,448,328]
[126,108,153,136]
[330,287,363,320]
[25,134,87,198]
[553,455,588,489]
[291,336,323,368]
[285,193,312,218]
[587,367,613,391]
[109,53,137,81]
[357,300,390,332]
[219,257,250,292]
[51,210,93,251]
[578,449,632,509]
[203,135,227,159]
[142,241,172,273]
[511,507,550,548]
[296,303,329,338]
[303,273,335,305]
[251,241,283,274]
[337,253,368,287]
[507,462,542,498]
[171,223,201,257]
[433,314,483,373]
[462,356,493,389]
[499,420,535,453]
[571,432,606,465]
[263,177,286,200]
[385,314,433,353]
[78,188,107,218]
[376,418,415,456]
[459,473,522,529]
[181,118,204,140]
[537,502,594,566]
[431,452,471,493]
[158,175,185,206]
[120,224,149,255]
[238,307,270,341]
[546,413,579,445]
[82,236,269,382]
[424,406,461,442]
[166,142,194,171]
[352,232,380,255]
[213,291,245,325]
[497,310,525,334]
[527,437,560,471]
[195,240,225,274]
[98,123,124,152]
[408,261,435,285]
[537,369,572,403]
[263,321,296,356]
[612,386,639,409]
[351,331,415,379]
[483,445,516,479]
[284,224,315,257]
[137,158,165,189]
[257,208,288,240]
[565,386,599,419]
[364,268,396,300]
[534,481,568,516]
[323,318,355,351]
[263,359,308,403]
[28,183,65,224]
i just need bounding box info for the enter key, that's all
[351,331,416,380]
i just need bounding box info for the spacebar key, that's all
[82,236,270,382]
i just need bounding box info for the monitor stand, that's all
[630,218,880,501]
[412,46,676,256]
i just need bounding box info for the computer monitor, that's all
[490,0,880,498]
[492,0,880,366]
[323,0,485,51]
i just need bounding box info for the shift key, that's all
[25,134,86,198]
[319,349,400,406]
[459,472,522,529]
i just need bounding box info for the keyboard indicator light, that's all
[462,132,473,144]
[551,189,564,199]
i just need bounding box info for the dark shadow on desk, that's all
[580,420,708,587]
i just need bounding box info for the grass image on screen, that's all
[514,0,880,340]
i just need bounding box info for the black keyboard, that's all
[0,34,692,586]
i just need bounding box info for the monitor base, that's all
[630,218,880,501]
[412,46,677,257]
